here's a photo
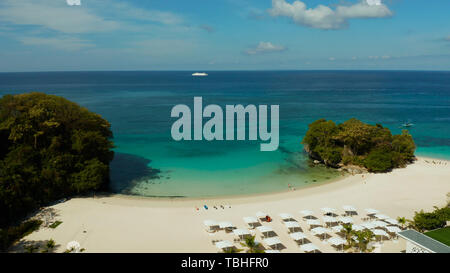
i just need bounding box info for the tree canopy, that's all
[302,118,416,172]
[0,92,114,227]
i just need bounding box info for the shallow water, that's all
[0,71,449,197]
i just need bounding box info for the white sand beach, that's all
[19,157,450,253]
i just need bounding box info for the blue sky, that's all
[0,0,449,71]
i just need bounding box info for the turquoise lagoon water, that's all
[0,71,449,197]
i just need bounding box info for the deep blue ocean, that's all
[0,71,449,197]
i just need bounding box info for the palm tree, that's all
[341,223,355,248]
[397,217,407,229]
[240,236,264,253]
[45,239,56,253]
[354,230,374,253]
[223,247,241,253]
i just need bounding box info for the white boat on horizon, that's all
[192,72,208,77]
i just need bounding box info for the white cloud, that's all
[103,1,183,25]
[66,0,81,6]
[268,0,392,30]
[0,0,118,33]
[0,0,184,34]
[366,0,382,6]
[245,41,286,55]
[20,36,93,51]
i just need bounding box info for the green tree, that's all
[411,206,450,232]
[0,93,114,228]
[240,236,264,253]
[302,118,416,173]
[353,230,374,253]
[397,217,407,229]
[341,223,355,248]
[364,149,394,172]
[46,239,56,250]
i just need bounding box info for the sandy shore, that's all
[18,157,450,253]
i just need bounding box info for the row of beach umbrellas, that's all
[208,207,401,253]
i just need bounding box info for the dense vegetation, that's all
[302,118,416,172]
[341,223,375,252]
[0,220,42,251]
[0,92,114,228]
[409,205,450,232]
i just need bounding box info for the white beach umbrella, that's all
[290,232,307,242]
[328,237,346,246]
[372,229,388,239]
[66,241,81,253]
[311,227,330,240]
[361,222,376,230]
[284,221,300,228]
[321,207,336,214]
[257,226,274,237]
[352,225,364,231]
[243,216,259,228]
[291,232,308,245]
[365,208,379,215]
[256,211,268,219]
[215,240,233,250]
[243,216,258,224]
[279,213,294,221]
[323,216,338,227]
[328,237,346,245]
[375,214,390,220]
[263,237,282,249]
[284,221,301,232]
[257,225,273,233]
[299,210,314,217]
[203,220,218,227]
[339,216,354,224]
[385,218,399,225]
[332,225,344,233]
[306,219,321,227]
[373,221,388,227]
[311,227,329,235]
[386,226,402,234]
[300,243,319,253]
[343,205,357,212]
[323,216,338,223]
[233,228,250,236]
[219,221,233,229]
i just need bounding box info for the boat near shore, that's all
[192,72,208,76]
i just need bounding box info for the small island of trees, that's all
[302,118,416,173]
[0,92,114,230]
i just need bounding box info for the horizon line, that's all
[1,69,450,73]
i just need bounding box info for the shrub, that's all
[49,221,62,229]
[411,206,450,232]
[364,149,393,172]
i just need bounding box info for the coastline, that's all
[17,156,450,253]
[105,170,349,207]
